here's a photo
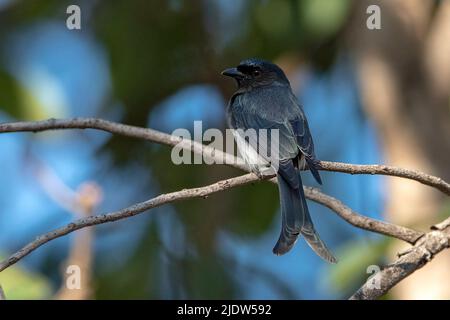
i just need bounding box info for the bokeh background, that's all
[0,0,449,299]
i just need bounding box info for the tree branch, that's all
[304,187,423,244]
[0,173,252,273]
[1,118,449,195]
[0,118,247,171]
[318,161,450,196]
[0,172,424,273]
[349,217,450,300]
[0,117,449,299]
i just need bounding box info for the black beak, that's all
[221,67,244,79]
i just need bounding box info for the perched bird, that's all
[222,58,337,263]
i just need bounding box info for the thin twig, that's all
[318,161,450,196]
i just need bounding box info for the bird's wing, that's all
[287,95,322,184]
[229,107,300,168]
[230,107,299,188]
[229,92,322,184]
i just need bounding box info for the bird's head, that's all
[221,58,290,89]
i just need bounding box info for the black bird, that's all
[222,58,337,263]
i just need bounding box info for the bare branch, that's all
[1,118,449,195]
[0,117,448,299]
[350,217,450,300]
[0,118,247,171]
[0,173,258,272]
[0,172,424,273]
[304,187,423,244]
[318,161,450,196]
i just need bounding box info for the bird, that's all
[221,58,337,263]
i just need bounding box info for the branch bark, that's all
[1,118,449,195]
[350,217,450,300]
[0,172,424,273]
[0,173,256,273]
[305,187,423,244]
[318,161,450,196]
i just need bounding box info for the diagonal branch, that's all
[349,217,450,300]
[0,172,423,273]
[1,118,449,195]
[0,173,257,273]
[304,187,423,244]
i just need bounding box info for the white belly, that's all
[233,131,275,175]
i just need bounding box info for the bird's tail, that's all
[298,176,337,263]
[273,173,337,263]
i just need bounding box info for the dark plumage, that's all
[222,58,337,263]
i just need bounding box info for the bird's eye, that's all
[252,69,261,77]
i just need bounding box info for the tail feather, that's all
[297,178,337,263]
[300,228,337,263]
[273,165,337,263]
[305,157,322,185]
[272,174,303,255]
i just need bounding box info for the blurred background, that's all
[0,0,449,299]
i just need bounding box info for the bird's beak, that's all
[221,67,244,79]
